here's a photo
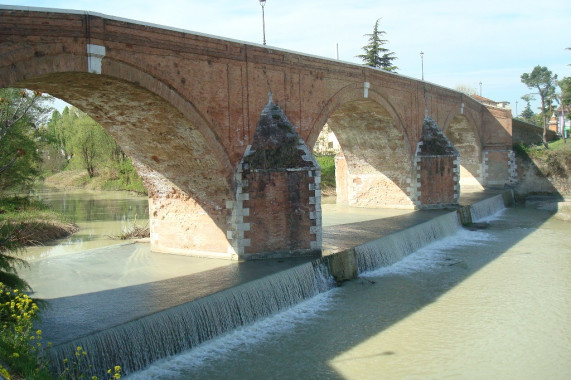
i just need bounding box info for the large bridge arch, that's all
[310,86,415,208]
[443,111,484,189]
[2,51,237,257]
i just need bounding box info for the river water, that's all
[24,188,149,261]
[18,190,571,379]
[131,206,571,379]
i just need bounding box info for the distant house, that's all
[313,124,341,155]
[471,94,511,110]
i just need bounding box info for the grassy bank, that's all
[514,139,571,196]
[0,197,78,247]
[43,169,146,194]
[316,155,336,196]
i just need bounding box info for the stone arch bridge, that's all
[0,6,515,260]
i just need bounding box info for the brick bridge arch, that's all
[5,52,235,255]
[443,110,484,189]
[0,6,516,259]
[309,86,415,208]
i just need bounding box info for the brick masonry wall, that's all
[483,150,516,187]
[512,119,557,145]
[243,170,316,256]
[416,155,459,206]
[0,8,518,257]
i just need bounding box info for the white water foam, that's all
[470,194,508,222]
[356,211,462,273]
[128,289,338,379]
[48,261,335,378]
[360,228,494,278]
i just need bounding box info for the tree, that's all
[559,76,571,142]
[520,94,536,123]
[0,88,53,192]
[455,84,477,96]
[357,19,398,72]
[521,66,558,148]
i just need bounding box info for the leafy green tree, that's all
[0,88,53,192]
[521,66,558,148]
[357,19,398,72]
[45,107,146,192]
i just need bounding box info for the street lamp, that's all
[420,51,424,81]
[259,0,267,45]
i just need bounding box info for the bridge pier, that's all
[227,96,322,259]
[412,117,460,208]
[483,149,517,187]
[133,162,234,258]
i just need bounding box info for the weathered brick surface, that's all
[418,156,458,205]
[243,170,316,256]
[445,114,482,187]
[0,7,515,257]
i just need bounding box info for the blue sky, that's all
[4,0,571,116]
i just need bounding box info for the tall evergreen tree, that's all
[357,19,398,72]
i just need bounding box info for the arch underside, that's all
[14,72,234,254]
[326,99,414,208]
[446,114,483,190]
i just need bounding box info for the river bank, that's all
[0,196,78,247]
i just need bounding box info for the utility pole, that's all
[420,51,424,81]
[259,0,267,45]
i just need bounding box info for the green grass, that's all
[0,196,78,249]
[0,196,68,225]
[514,138,571,157]
[316,155,336,188]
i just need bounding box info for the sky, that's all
[5,0,571,116]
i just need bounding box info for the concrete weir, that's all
[322,190,513,282]
[41,191,513,378]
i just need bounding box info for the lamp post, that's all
[420,51,424,81]
[259,0,267,45]
[479,81,482,96]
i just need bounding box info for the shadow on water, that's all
[149,200,565,379]
[36,257,312,347]
[27,187,569,378]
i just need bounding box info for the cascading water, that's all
[470,192,511,222]
[355,192,511,274]
[48,261,335,377]
[356,211,462,274]
[45,192,511,378]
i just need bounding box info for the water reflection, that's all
[23,188,148,261]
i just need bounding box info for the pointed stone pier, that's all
[227,94,322,259]
[413,116,460,208]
